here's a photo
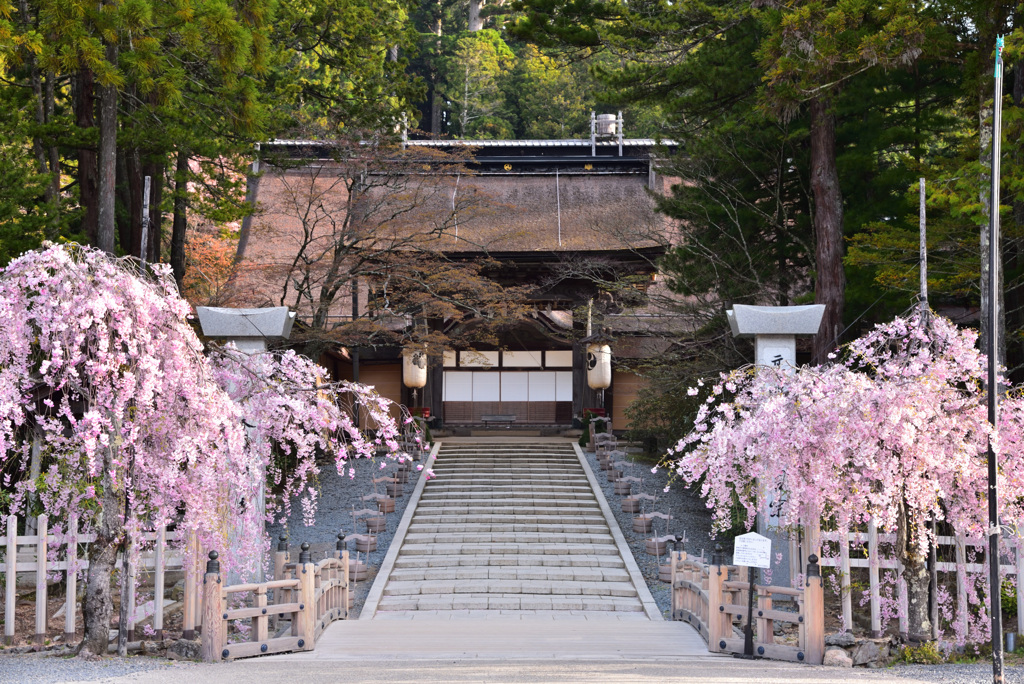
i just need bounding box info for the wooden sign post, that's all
[733,532,772,659]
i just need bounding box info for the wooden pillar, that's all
[65,514,78,642]
[183,532,197,640]
[4,514,16,645]
[34,514,48,647]
[707,546,729,653]
[297,543,315,650]
[868,519,881,637]
[804,554,825,665]
[839,526,852,632]
[200,552,224,663]
[153,525,165,641]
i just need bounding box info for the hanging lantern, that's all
[586,343,612,390]
[403,348,428,389]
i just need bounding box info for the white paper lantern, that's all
[403,349,428,389]
[586,343,611,390]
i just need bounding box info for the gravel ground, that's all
[266,450,428,618]
[888,663,1024,682]
[0,649,184,683]
[580,445,714,618]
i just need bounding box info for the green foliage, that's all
[1003,578,1018,618]
[896,641,946,664]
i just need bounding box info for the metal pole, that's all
[140,175,151,265]
[919,177,927,314]
[988,34,1005,684]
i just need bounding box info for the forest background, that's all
[0,0,1022,447]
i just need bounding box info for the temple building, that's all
[232,118,686,432]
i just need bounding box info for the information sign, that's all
[733,532,772,569]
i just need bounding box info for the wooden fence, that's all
[1,514,189,645]
[670,548,825,664]
[200,541,350,661]
[813,526,1024,639]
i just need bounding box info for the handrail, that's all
[200,545,350,662]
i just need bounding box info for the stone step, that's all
[387,566,632,583]
[421,491,596,500]
[402,532,615,545]
[392,553,627,569]
[397,542,622,556]
[425,482,592,490]
[410,505,603,516]
[411,514,607,525]
[382,579,639,598]
[407,523,610,534]
[374,594,644,612]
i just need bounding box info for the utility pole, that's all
[987,34,1005,684]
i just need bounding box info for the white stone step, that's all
[392,553,626,569]
[407,523,610,534]
[375,594,644,612]
[397,542,622,556]
[387,566,632,583]
[402,531,616,545]
[383,579,639,598]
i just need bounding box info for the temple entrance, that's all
[441,350,574,425]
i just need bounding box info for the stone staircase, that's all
[370,441,652,617]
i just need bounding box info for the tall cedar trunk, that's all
[115,147,131,252]
[171,150,189,291]
[143,159,165,263]
[808,98,845,363]
[44,72,60,238]
[96,41,118,254]
[468,0,483,31]
[75,69,99,245]
[126,148,144,258]
[77,461,123,655]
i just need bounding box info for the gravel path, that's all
[580,445,714,618]
[0,649,185,683]
[266,450,427,618]
[888,663,1024,682]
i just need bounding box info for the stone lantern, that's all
[196,306,295,581]
[727,303,824,587]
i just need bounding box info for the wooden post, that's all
[34,514,48,647]
[670,551,680,620]
[707,545,728,653]
[126,549,137,642]
[183,531,197,640]
[804,554,825,665]
[4,514,16,645]
[789,533,800,588]
[839,526,852,632]
[897,569,909,637]
[342,549,350,618]
[955,532,969,639]
[254,586,268,644]
[272,535,288,630]
[868,519,881,637]
[200,551,224,663]
[297,543,315,650]
[153,525,165,640]
[65,514,78,643]
[756,585,774,646]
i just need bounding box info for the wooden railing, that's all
[200,540,350,662]
[671,548,825,664]
[1,513,186,645]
